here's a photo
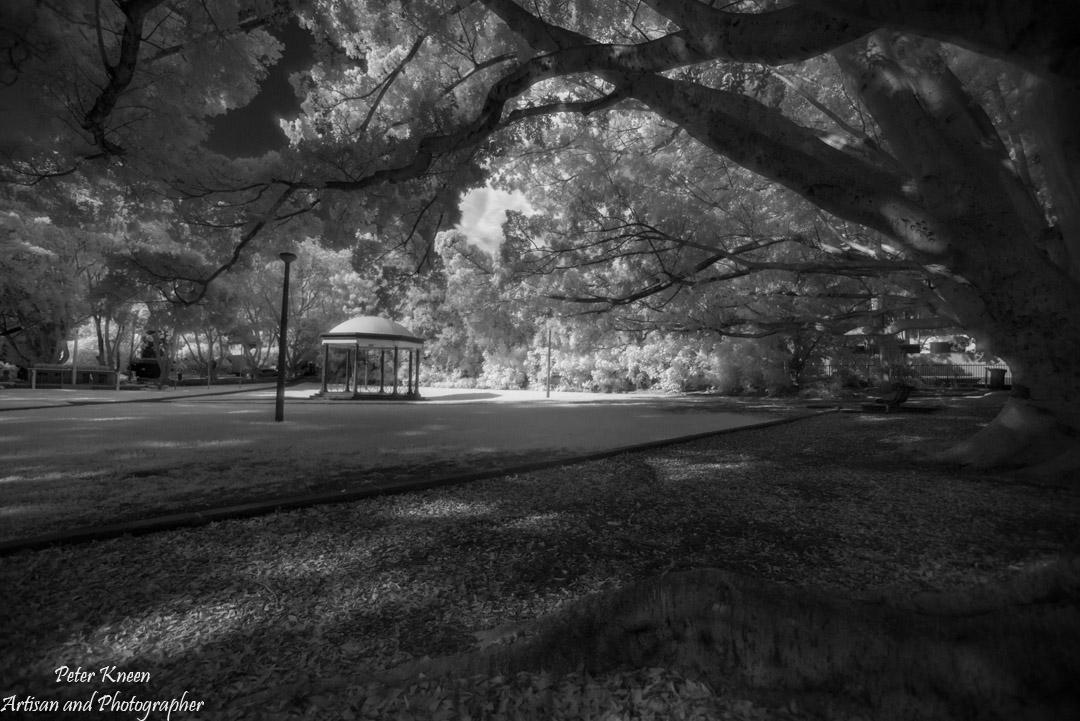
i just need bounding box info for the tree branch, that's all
[81,0,165,155]
[641,0,874,64]
[356,34,427,137]
[801,0,1080,83]
[504,89,631,124]
[164,184,299,305]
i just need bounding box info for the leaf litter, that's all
[1,394,1077,719]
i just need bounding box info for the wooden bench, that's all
[863,383,913,413]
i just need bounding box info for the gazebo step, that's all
[314,391,357,399]
[312,390,423,400]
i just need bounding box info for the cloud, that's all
[456,186,532,254]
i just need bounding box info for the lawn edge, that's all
[0,411,831,556]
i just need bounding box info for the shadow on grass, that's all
[424,392,502,402]
[4,395,1076,718]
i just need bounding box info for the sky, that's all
[455,186,534,254]
[206,21,316,157]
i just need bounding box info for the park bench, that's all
[863,382,913,413]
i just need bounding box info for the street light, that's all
[545,311,553,398]
[275,251,297,422]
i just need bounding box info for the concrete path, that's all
[0,381,281,411]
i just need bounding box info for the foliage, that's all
[230,239,375,372]
[0,200,95,364]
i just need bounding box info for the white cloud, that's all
[456,185,532,254]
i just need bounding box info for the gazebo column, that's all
[344,348,351,391]
[406,348,414,396]
[362,348,369,392]
[393,347,400,395]
[352,341,360,395]
[412,349,419,396]
[320,343,328,394]
[379,349,385,393]
[342,348,349,392]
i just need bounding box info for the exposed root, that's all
[1017,442,1080,481]
[934,397,1080,478]
[377,563,1080,720]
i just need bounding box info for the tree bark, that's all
[801,0,1080,82]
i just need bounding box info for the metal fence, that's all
[823,361,1012,388]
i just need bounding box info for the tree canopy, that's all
[3,0,1079,472]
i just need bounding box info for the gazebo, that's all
[316,316,423,399]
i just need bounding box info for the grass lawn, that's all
[1,393,1077,719]
[0,389,782,544]
[0,440,558,545]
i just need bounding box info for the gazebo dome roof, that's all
[320,316,423,348]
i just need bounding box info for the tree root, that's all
[1017,442,1080,481]
[934,397,1080,480]
[378,561,1080,720]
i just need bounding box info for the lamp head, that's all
[279,251,297,264]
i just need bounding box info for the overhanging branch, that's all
[81,0,165,156]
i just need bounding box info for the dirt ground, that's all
[2,391,1077,719]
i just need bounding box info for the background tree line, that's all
[3,178,852,394]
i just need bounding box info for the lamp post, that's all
[71,332,79,387]
[275,251,297,422]
[545,312,553,398]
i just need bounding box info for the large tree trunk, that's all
[625,31,1080,476]
[833,36,1080,476]
[921,202,1080,474]
[382,562,1080,720]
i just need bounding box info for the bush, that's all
[442,332,801,396]
[477,347,529,389]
